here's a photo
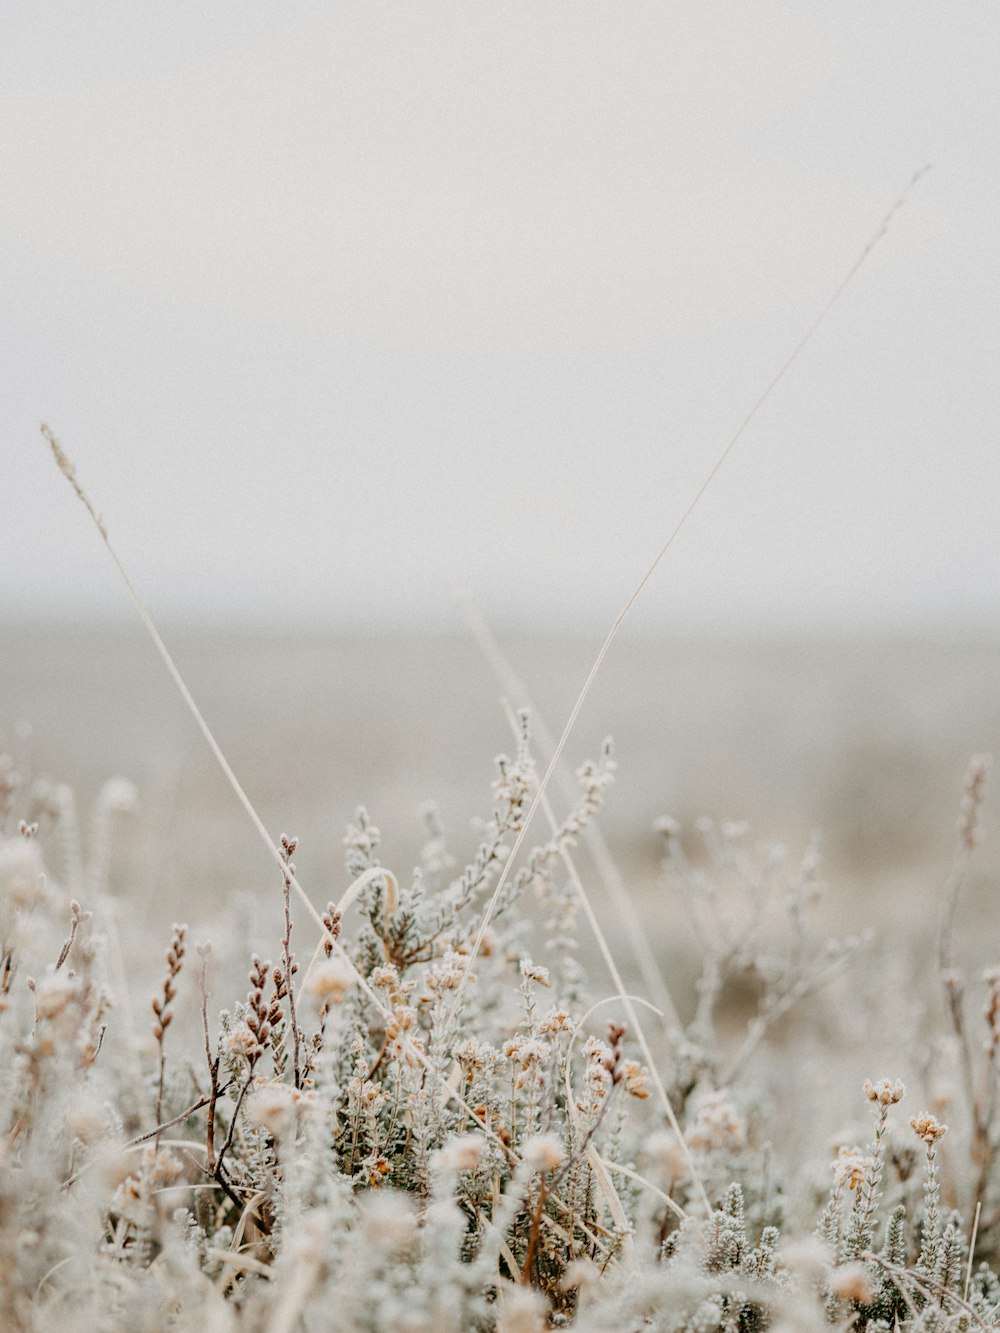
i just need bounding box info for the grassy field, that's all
[2,620,998,1329]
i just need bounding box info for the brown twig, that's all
[196,943,219,1167]
[215,1072,255,1184]
[520,1178,549,1285]
[279,835,302,1090]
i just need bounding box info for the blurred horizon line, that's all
[4,611,999,647]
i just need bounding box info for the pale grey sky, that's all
[2,3,998,632]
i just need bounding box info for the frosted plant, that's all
[657,815,869,1088]
[0,737,997,1330]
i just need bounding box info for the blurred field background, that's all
[5,9,1000,1055]
[4,621,997,1027]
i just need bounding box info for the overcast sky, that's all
[2,3,998,634]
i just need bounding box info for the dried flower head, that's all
[226,1022,261,1060]
[832,1146,872,1191]
[536,1006,574,1035]
[910,1113,947,1144]
[453,1037,490,1077]
[619,1058,651,1099]
[863,1077,905,1107]
[519,959,550,987]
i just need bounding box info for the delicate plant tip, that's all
[959,753,992,849]
[519,959,550,987]
[863,1076,906,1106]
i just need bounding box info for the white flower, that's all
[521,1133,565,1172]
[434,1133,485,1174]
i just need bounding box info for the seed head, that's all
[863,1077,905,1107]
[910,1113,947,1144]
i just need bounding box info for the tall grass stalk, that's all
[442,166,932,1042]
